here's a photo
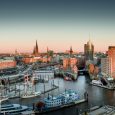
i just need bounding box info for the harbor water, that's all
[4,75,115,115]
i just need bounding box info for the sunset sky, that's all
[0,0,115,53]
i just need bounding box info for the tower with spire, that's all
[84,38,94,61]
[33,40,39,56]
[70,46,73,56]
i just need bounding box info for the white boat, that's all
[0,94,9,102]
[21,91,41,99]
[0,96,9,114]
[36,89,81,109]
[92,80,103,85]
[0,97,8,102]
[0,104,29,114]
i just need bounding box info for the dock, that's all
[41,84,59,94]
[7,84,59,99]
[84,105,115,115]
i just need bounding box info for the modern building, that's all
[108,46,115,78]
[84,39,94,61]
[33,40,39,57]
[101,57,111,77]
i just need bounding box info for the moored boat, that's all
[0,94,9,105]
[22,91,41,99]
[21,74,41,99]
[0,104,29,114]
[35,89,87,114]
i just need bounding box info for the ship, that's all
[0,104,29,115]
[0,95,9,102]
[21,91,41,99]
[35,89,87,114]
[21,74,41,99]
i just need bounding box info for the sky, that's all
[0,0,115,53]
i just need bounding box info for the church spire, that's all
[33,46,35,54]
[70,46,73,55]
[36,40,38,53]
[33,40,39,56]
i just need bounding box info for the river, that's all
[8,75,115,115]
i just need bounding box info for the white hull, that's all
[1,104,28,114]
[0,97,9,102]
[21,92,41,99]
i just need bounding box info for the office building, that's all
[84,40,94,60]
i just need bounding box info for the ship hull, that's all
[35,99,87,114]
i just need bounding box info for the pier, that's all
[1,83,59,99]
[90,82,115,90]
[41,84,59,94]
[80,105,115,115]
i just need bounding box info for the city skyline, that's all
[0,0,115,53]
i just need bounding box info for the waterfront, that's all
[3,75,115,115]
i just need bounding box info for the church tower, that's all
[33,40,39,56]
[70,46,73,56]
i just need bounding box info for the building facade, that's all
[108,46,115,78]
[34,70,54,80]
[84,40,94,61]
[22,57,38,64]
[101,57,111,77]
[0,59,16,70]
[63,58,77,69]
